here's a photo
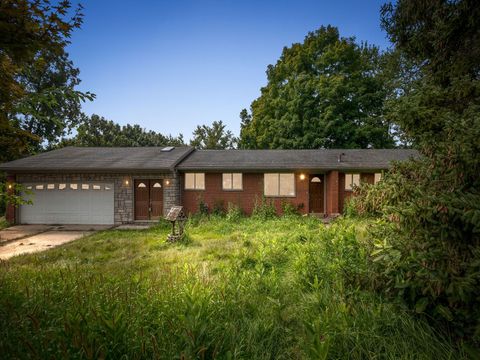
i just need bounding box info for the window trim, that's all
[222,173,243,191]
[184,173,205,190]
[264,173,296,197]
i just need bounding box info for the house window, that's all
[81,184,90,190]
[264,173,295,197]
[185,173,205,190]
[93,184,101,190]
[345,174,360,191]
[374,173,382,184]
[222,173,242,190]
[59,183,66,190]
[47,183,55,190]
[35,184,44,190]
[153,182,162,188]
[70,184,78,190]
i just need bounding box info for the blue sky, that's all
[68,0,390,140]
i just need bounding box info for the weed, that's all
[252,196,277,220]
[226,202,243,222]
[0,217,466,359]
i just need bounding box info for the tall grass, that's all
[0,217,465,359]
[0,216,8,230]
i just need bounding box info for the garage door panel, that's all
[20,183,114,225]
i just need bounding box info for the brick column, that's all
[326,171,340,215]
[5,174,16,224]
[163,174,181,215]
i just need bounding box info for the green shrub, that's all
[198,199,209,215]
[212,199,225,216]
[352,159,480,342]
[157,217,171,229]
[252,196,277,220]
[281,200,300,216]
[226,202,243,221]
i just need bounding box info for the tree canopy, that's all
[0,0,93,161]
[190,120,237,149]
[239,26,395,149]
[351,0,480,339]
[57,114,185,148]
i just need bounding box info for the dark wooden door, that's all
[150,180,163,220]
[309,174,324,213]
[135,180,150,220]
[135,179,163,220]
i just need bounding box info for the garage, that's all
[19,182,114,225]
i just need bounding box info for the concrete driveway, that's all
[0,224,112,260]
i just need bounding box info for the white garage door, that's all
[19,182,114,225]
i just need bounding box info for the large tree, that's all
[0,0,93,161]
[56,114,185,147]
[190,120,237,149]
[239,26,395,149]
[354,0,480,338]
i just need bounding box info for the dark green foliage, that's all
[252,196,277,220]
[381,0,480,85]
[212,199,225,216]
[55,114,185,148]
[13,50,95,152]
[350,159,480,340]
[281,200,300,216]
[226,202,243,221]
[348,0,480,342]
[190,120,237,149]
[0,0,93,160]
[198,198,209,216]
[239,26,395,149]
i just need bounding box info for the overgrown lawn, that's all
[0,216,465,359]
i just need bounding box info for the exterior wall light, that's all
[299,174,306,180]
[8,184,12,189]
[165,180,170,186]
[124,179,130,186]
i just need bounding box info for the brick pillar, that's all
[163,174,181,215]
[5,174,16,224]
[338,172,346,213]
[326,171,340,215]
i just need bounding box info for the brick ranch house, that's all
[0,147,418,225]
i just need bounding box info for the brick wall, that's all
[326,171,340,215]
[12,172,178,224]
[182,172,309,215]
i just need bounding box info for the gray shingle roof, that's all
[0,147,419,173]
[0,146,194,172]
[176,149,420,171]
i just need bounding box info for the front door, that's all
[135,179,163,220]
[309,174,324,213]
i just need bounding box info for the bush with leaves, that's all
[226,202,243,222]
[351,156,480,340]
[346,0,480,342]
[252,196,277,220]
[281,200,301,217]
